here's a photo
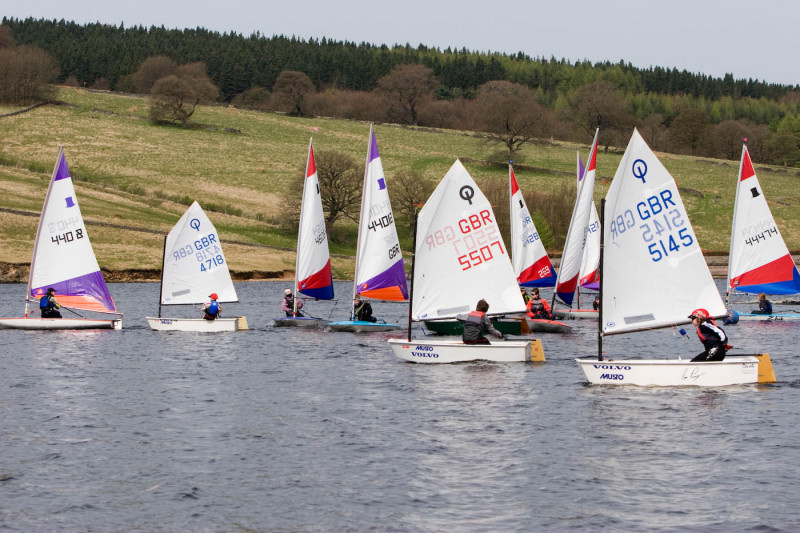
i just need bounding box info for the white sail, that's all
[413,160,525,320]
[509,164,557,287]
[555,129,598,305]
[578,150,601,289]
[602,129,725,335]
[353,125,408,302]
[27,148,117,314]
[160,201,237,305]
[727,145,800,296]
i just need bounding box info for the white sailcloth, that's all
[353,125,408,302]
[727,145,800,295]
[603,129,725,335]
[413,160,525,320]
[160,201,238,305]
[27,148,117,314]
[578,151,601,289]
[555,129,598,305]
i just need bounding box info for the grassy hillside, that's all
[2,87,800,280]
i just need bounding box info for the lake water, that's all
[1,280,799,532]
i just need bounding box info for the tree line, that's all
[2,16,800,167]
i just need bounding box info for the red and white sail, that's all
[509,164,557,287]
[555,129,598,305]
[578,152,600,290]
[295,139,334,300]
[727,145,800,295]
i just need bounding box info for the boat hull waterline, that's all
[575,355,775,386]
[146,316,248,332]
[0,317,122,330]
[328,320,401,332]
[388,338,545,364]
[272,317,330,328]
[735,313,800,322]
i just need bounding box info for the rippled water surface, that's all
[1,281,799,532]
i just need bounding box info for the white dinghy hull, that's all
[388,338,544,364]
[553,309,598,320]
[0,317,122,330]
[575,355,768,387]
[146,316,248,332]
[736,313,800,322]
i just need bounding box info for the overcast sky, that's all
[4,0,798,86]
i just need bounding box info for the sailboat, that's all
[388,160,545,363]
[725,144,800,321]
[575,129,775,386]
[328,125,407,332]
[146,201,248,332]
[507,163,571,333]
[0,148,122,330]
[273,138,334,327]
[552,130,600,320]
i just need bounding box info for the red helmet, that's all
[209,293,219,300]
[688,308,708,319]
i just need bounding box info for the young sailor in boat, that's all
[752,293,773,315]
[526,288,553,320]
[201,293,222,320]
[40,288,62,318]
[520,287,532,305]
[460,299,504,345]
[689,308,730,362]
[353,297,377,323]
[282,289,304,317]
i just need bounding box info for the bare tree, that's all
[668,108,711,155]
[389,169,435,235]
[0,45,58,104]
[132,56,178,94]
[376,64,437,125]
[271,70,316,116]
[566,81,633,149]
[149,62,218,125]
[231,86,272,111]
[0,24,14,49]
[476,80,552,159]
[714,120,748,160]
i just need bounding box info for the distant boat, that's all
[575,129,775,386]
[0,148,121,330]
[555,151,600,319]
[273,138,334,328]
[388,160,544,363]
[328,125,407,332]
[725,144,800,322]
[507,162,571,333]
[146,202,248,332]
[552,131,600,320]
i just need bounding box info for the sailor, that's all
[353,297,377,323]
[688,308,730,362]
[282,289,304,317]
[201,292,222,320]
[526,288,552,320]
[40,288,62,318]
[752,293,773,315]
[460,299,504,345]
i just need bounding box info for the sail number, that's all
[424,210,506,271]
[51,228,84,245]
[171,233,225,272]
[608,190,694,262]
[368,213,393,232]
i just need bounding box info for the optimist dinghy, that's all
[575,129,775,386]
[146,202,247,332]
[387,160,544,363]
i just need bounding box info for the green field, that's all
[2,87,799,279]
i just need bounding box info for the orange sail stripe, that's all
[359,286,407,301]
[50,295,115,314]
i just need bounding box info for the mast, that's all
[157,235,167,318]
[405,210,418,342]
[294,138,314,315]
[352,124,374,318]
[597,199,605,361]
